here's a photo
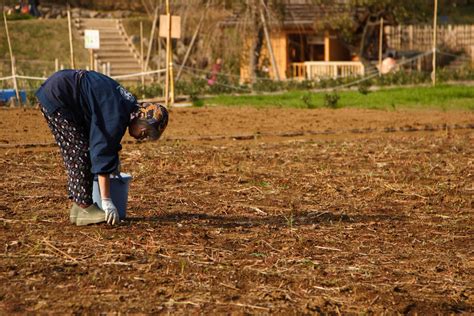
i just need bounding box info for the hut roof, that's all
[220,2,352,29]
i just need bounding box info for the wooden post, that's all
[67,7,75,69]
[140,21,145,85]
[378,17,384,76]
[3,12,20,105]
[432,0,438,86]
[259,1,280,81]
[324,31,330,62]
[94,56,99,72]
[88,49,92,70]
[144,7,159,73]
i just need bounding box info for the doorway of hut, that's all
[288,33,325,63]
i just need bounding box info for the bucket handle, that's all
[113,172,126,184]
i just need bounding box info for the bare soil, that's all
[0,106,473,314]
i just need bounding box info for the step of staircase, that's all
[99,51,140,58]
[76,18,117,27]
[100,33,122,42]
[75,18,143,80]
[97,57,140,64]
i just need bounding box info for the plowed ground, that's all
[1,106,473,314]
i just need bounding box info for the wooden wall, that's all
[240,30,352,82]
[268,32,288,80]
[239,32,288,82]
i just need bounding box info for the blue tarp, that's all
[0,89,27,103]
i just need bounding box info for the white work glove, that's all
[102,198,119,225]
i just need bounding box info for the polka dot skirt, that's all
[40,106,93,206]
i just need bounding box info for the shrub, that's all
[208,74,239,94]
[324,91,340,109]
[6,13,34,21]
[190,92,204,107]
[301,93,317,109]
[175,78,207,96]
[358,80,372,95]
[253,79,286,92]
[126,84,163,99]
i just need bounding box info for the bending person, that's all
[36,69,168,226]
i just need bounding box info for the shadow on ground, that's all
[125,210,407,228]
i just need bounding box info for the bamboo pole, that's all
[89,49,94,70]
[432,0,438,86]
[140,21,145,85]
[11,57,20,106]
[158,33,162,83]
[3,12,20,105]
[67,7,75,69]
[168,7,175,106]
[144,7,159,73]
[169,44,175,106]
[165,0,171,107]
[378,17,384,76]
[176,1,209,82]
[259,0,280,81]
[157,0,163,84]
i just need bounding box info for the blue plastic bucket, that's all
[0,89,27,103]
[92,173,132,220]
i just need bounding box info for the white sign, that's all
[159,15,181,39]
[84,29,100,49]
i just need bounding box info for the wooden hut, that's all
[221,1,364,82]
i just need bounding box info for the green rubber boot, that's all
[69,203,79,224]
[74,203,106,226]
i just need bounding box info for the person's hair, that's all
[133,104,169,140]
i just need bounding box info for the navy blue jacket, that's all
[36,70,138,175]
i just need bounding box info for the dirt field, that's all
[0,106,473,314]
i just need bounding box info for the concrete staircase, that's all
[75,18,142,78]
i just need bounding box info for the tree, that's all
[318,0,433,60]
[325,0,473,60]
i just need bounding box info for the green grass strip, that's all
[205,85,474,111]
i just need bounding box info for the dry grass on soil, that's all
[0,107,473,314]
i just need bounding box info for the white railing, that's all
[291,61,365,80]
